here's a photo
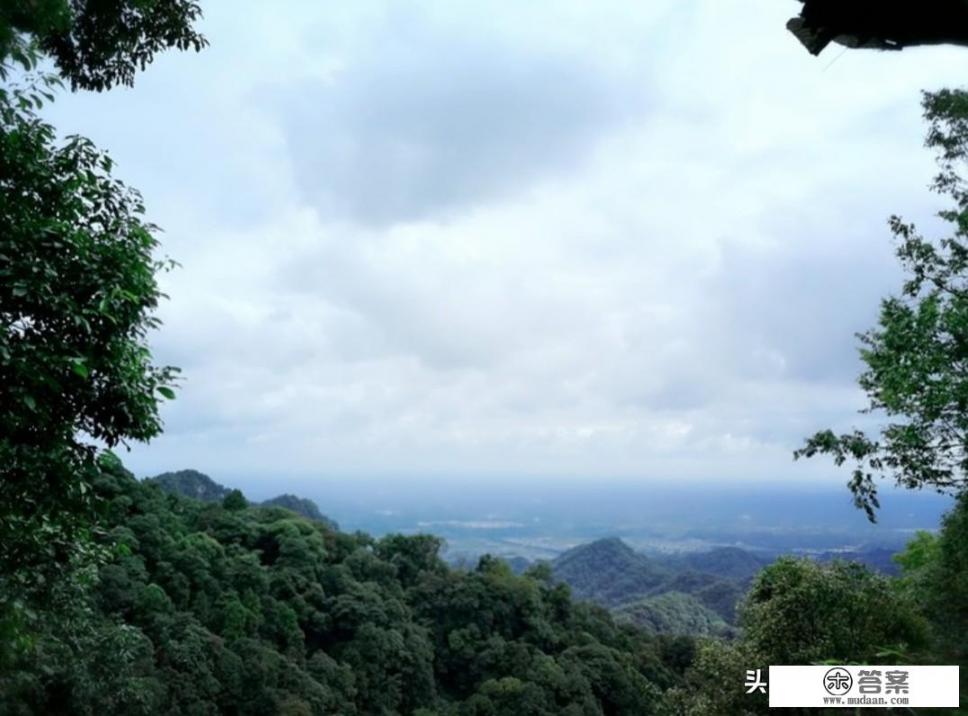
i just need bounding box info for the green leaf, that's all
[71,360,90,379]
[157,386,176,400]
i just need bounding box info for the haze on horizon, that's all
[42,1,968,491]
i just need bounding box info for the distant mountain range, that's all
[147,469,339,530]
[541,536,903,638]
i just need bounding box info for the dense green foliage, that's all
[0,0,206,91]
[740,558,927,665]
[614,593,736,639]
[0,68,178,575]
[893,492,968,704]
[926,493,968,660]
[0,0,203,594]
[672,494,968,715]
[797,89,968,519]
[0,459,693,715]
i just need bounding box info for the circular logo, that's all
[823,667,853,696]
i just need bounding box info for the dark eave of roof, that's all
[788,0,968,55]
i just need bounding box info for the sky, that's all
[44,0,968,489]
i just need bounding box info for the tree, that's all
[918,493,968,661]
[796,89,968,519]
[662,640,766,716]
[0,0,207,91]
[0,1,206,574]
[375,534,445,589]
[739,558,927,665]
[0,80,178,571]
[222,490,248,512]
[891,496,968,707]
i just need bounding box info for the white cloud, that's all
[40,0,968,486]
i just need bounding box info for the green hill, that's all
[551,538,748,626]
[692,578,746,624]
[614,592,738,638]
[147,469,231,502]
[551,538,670,607]
[261,494,339,530]
[654,570,745,624]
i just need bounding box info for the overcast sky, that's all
[46,1,968,488]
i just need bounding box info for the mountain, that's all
[551,536,908,632]
[148,469,339,530]
[656,570,745,623]
[693,578,747,624]
[552,537,670,606]
[614,592,738,638]
[551,538,756,627]
[147,469,231,502]
[262,493,339,530]
[676,546,771,581]
[653,546,770,622]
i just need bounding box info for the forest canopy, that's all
[0,460,691,715]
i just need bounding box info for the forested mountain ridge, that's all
[551,539,749,627]
[1,458,692,715]
[551,538,670,608]
[149,470,339,530]
[148,469,232,502]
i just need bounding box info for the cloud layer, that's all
[44,0,968,486]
